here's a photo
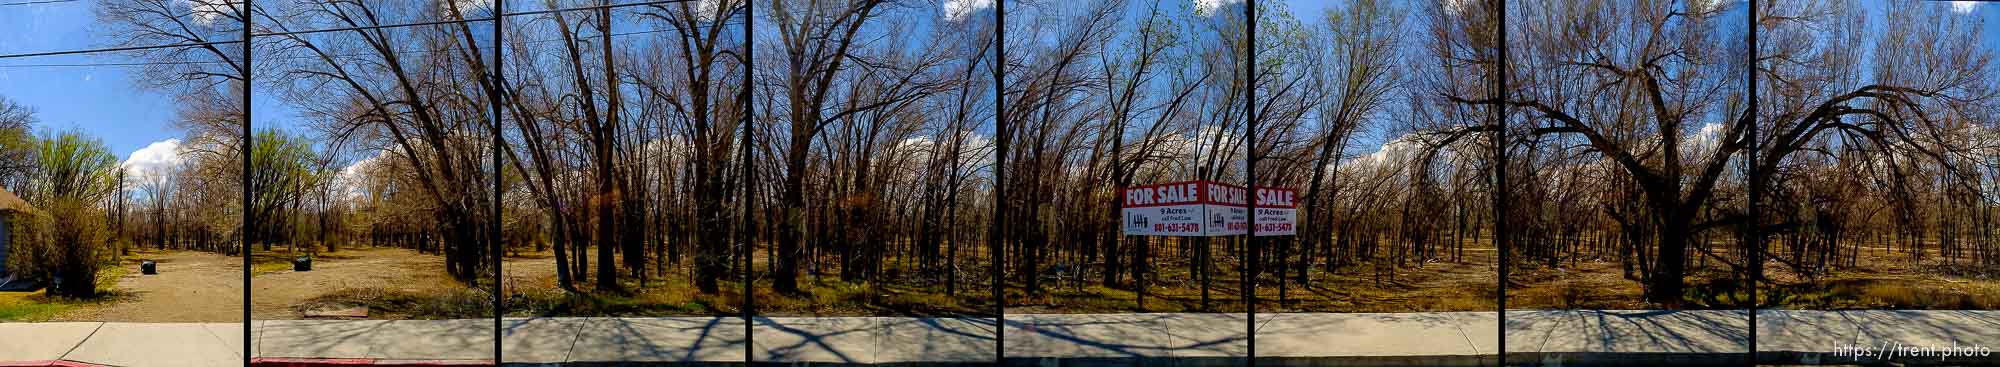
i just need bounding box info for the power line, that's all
[0,39,245,60]
[0,61,200,68]
[0,26,719,68]
[0,0,78,6]
[0,0,732,60]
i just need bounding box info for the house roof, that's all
[0,186,32,213]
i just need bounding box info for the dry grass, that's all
[503,242,1505,316]
[1763,244,2000,310]
[301,287,495,319]
[501,238,2000,316]
[505,262,985,317]
[507,277,745,317]
[0,257,134,321]
[0,292,88,321]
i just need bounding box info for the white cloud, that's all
[1344,135,1424,171]
[1684,122,1727,160]
[1951,1,1980,14]
[1688,0,1742,14]
[958,132,994,171]
[177,0,239,26]
[647,0,724,22]
[696,0,723,21]
[898,136,937,154]
[1194,0,1240,16]
[1443,0,1471,15]
[334,150,386,201]
[438,0,493,18]
[122,139,183,181]
[943,0,992,23]
[643,136,691,158]
[1152,125,1246,165]
[894,131,993,175]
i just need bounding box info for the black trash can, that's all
[293,256,312,272]
[140,260,156,275]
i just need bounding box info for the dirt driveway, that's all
[55,250,244,323]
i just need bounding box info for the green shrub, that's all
[5,209,52,287]
[7,200,109,298]
[9,130,119,298]
[46,199,108,297]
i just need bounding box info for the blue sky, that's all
[0,1,186,163]
[0,0,437,176]
[0,0,298,179]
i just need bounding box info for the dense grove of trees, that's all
[1756,0,2000,281]
[24,0,1991,310]
[738,0,1997,311]
[720,0,1511,309]
[475,0,749,293]
[1486,0,1999,307]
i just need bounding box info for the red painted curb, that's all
[0,361,112,367]
[250,358,495,367]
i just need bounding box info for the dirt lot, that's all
[501,251,558,292]
[1,246,494,322]
[253,246,491,320]
[51,249,244,323]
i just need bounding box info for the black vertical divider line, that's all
[1243,1,1258,366]
[741,1,755,364]
[992,0,1008,364]
[242,0,254,364]
[1747,0,1760,364]
[1493,0,1509,365]
[492,0,506,363]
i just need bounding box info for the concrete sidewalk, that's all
[501,310,1994,366]
[1758,309,2000,366]
[0,322,241,367]
[4,311,1993,366]
[0,320,494,367]
[501,311,1738,366]
[253,319,496,363]
[1503,309,1746,366]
